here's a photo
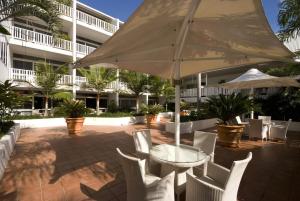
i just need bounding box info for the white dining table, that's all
[150,144,210,198]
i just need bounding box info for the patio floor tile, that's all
[0,124,299,201]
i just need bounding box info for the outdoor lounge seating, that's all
[132,129,161,176]
[249,119,268,141]
[186,152,252,201]
[270,119,292,141]
[116,148,175,201]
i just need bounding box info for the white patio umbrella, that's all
[220,68,300,118]
[75,0,295,145]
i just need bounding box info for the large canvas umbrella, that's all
[75,0,295,145]
[220,68,300,118]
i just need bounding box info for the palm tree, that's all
[0,0,61,35]
[119,70,148,113]
[278,0,300,41]
[34,61,68,116]
[148,76,174,109]
[78,67,117,115]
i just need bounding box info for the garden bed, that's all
[0,123,20,180]
[165,118,218,134]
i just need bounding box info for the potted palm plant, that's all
[60,100,89,135]
[206,93,252,147]
[141,104,164,126]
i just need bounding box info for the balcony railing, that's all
[8,68,127,91]
[181,87,239,97]
[57,3,118,34]
[11,26,96,55]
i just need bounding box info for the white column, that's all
[250,87,254,119]
[197,73,202,108]
[72,0,77,100]
[115,69,120,107]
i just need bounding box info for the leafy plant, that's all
[34,61,68,116]
[206,93,252,125]
[79,67,117,115]
[141,104,163,115]
[0,0,61,36]
[107,101,119,113]
[0,80,24,134]
[278,0,300,41]
[120,70,148,113]
[58,100,89,118]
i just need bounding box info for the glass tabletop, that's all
[150,144,208,167]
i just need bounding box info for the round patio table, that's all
[150,144,209,199]
[150,144,209,168]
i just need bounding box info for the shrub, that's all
[58,100,89,118]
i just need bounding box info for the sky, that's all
[79,0,282,33]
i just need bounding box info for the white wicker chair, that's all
[116,148,175,201]
[270,119,292,141]
[258,116,271,124]
[249,119,268,141]
[193,131,217,162]
[132,129,160,175]
[186,152,252,201]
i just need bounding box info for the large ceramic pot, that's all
[146,114,157,127]
[65,117,84,135]
[217,124,244,148]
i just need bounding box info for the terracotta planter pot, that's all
[65,117,85,135]
[146,114,157,126]
[217,124,244,148]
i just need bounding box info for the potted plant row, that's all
[59,100,89,135]
[206,93,252,147]
[141,104,164,127]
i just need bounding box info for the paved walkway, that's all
[0,124,299,201]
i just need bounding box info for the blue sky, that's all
[79,0,282,32]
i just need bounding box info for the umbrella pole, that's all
[250,87,254,119]
[174,62,181,146]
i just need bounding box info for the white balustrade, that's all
[56,3,117,34]
[181,87,237,97]
[11,26,96,56]
[8,68,127,91]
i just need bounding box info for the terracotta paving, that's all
[0,123,299,201]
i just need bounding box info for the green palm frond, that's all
[119,70,148,96]
[78,67,117,93]
[0,0,61,35]
[278,0,300,41]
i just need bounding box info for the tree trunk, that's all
[96,94,100,115]
[44,96,48,117]
[136,96,139,113]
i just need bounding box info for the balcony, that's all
[181,87,239,97]
[8,68,127,91]
[10,26,96,56]
[57,3,118,34]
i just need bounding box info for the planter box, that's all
[0,124,20,180]
[14,116,147,129]
[165,118,218,134]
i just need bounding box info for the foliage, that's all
[141,104,163,115]
[264,63,300,77]
[255,88,300,121]
[278,0,300,41]
[0,0,61,35]
[34,61,68,116]
[119,70,149,112]
[107,101,118,113]
[79,67,117,115]
[87,112,132,118]
[56,0,72,6]
[180,101,190,111]
[206,93,252,125]
[120,70,148,96]
[171,110,214,123]
[0,81,24,134]
[58,100,89,118]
